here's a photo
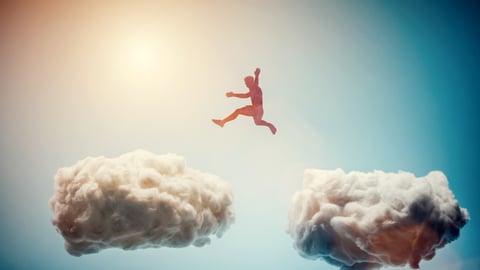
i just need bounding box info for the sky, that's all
[1,1,479,269]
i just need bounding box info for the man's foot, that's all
[212,119,224,127]
[270,125,277,135]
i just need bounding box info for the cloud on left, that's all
[49,150,235,256]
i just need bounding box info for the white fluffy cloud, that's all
[49,150,234,256]
[288,169,469,270]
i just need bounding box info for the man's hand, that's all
[254,68,261,76]
[226,91,234,97]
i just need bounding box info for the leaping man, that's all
[212,68,277,135]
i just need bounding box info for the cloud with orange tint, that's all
[49,150,234,256]
[288,169,469,270]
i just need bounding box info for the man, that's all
[212,68,277,135]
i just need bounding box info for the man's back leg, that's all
[254,118,277,134]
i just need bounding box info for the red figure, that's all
[212,68,277,135]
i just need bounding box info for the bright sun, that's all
[125,40,159,73]
[112,31,172,84]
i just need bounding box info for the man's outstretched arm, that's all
[226,91,250,98]
[254,68,260,86]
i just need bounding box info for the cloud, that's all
[288,169,469,270]
[49,150,234,256]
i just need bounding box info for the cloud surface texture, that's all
[288,169,469,269]
[50,150,234,256]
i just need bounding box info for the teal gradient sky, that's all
[1,1,479,269]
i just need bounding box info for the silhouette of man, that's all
[212,68,277,134]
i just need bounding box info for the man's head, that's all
[244,76,254,87]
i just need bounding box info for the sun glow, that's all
[124,38,160,74]
[110,29,176,87]
[94,12,199,113]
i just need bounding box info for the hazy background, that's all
[1,1,479,269]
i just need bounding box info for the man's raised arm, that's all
[254,68,260,86]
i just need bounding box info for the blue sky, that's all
[1,1,479,269]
